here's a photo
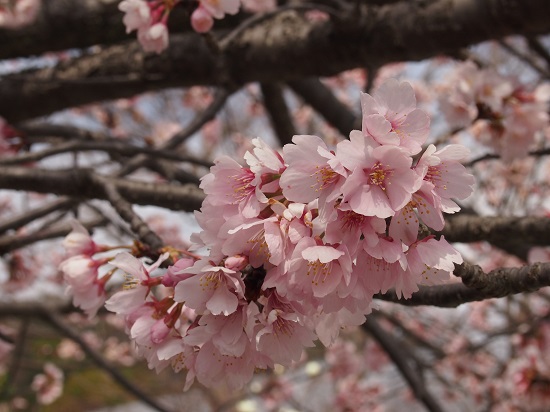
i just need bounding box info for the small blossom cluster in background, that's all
[0,0,40,30]
[31,363,64,405]
[439,61,550,161]
[60,79,475,390]
[118,0,240,53]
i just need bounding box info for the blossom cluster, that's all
[439,61,550,161]
[118,0,240,53]
[60,79,474,390]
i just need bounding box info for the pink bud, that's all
[150,319,171,344]
[224,254,249,271]
[191,7,214,33]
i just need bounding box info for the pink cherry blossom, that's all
[283,237,352,299]
[62,220,101,257]
[338,134,421,218]
[416,144,475,213]
[280,134,346,205]
[191,6,214,33]
[137,22,169,54]
[59,255,110,317]
[361,79,430,154]
[199,0,240,20]
[200,155,266,218]
[324,209,385,257]
[104,252,169,315]
[0,0,40,30]
[173,259,245,316]
[255,293,316,365]
[118,0,151,33]
[31,363,64,405]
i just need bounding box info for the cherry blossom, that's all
[31,363,64,405]
[360,78,430,154]
[338,135,421,218]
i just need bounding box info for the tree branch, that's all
[376,261,550,307]
[116,88,230,176]
[0,216,108,255]
[260,82,296,146]
[441,215,550,248]
[99,179,165,252]
[0,198,77,235]
[2,0,549,122]
[0,140,213,168]
[287,77,359,136]
[42,312,172,412]
[362,317,445,412]
[0,167,205,212]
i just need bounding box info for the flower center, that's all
[311,165,338,192]
[365,162,392,189]
[340,210,366,231]
[230,169,255,202]
[307,260,330,285]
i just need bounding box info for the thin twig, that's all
[0,319,30,401]
[466,147,550,167]
[0,140,213,168]
[99,179,164,252]
[526,36,550,67]
[0,198,77,235]
[117,88,231,176]
[498,39,550,78]
[0,216,108,255]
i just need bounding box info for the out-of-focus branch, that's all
[0,216,108,255]
[498,39,550,78]
[376,311,446,358]
[42,312,172,412]
[362,317,445,412]
[527,36,550,67]
[441,215,550,247]
[0,140,213,168]
[117,88,230,176]
[0,167,205,212]
[0,319,29,401]
[288,78,359,136]
[466,147,550,166]
[0,198,77,235]
[260,82,296,146]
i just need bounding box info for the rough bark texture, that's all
[1,0,549,122]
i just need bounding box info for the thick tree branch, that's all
[441,215,550,248]
[288,78,359,136]
[2,0,549,122]
[0,167,205,212]
[376,261,550,307]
